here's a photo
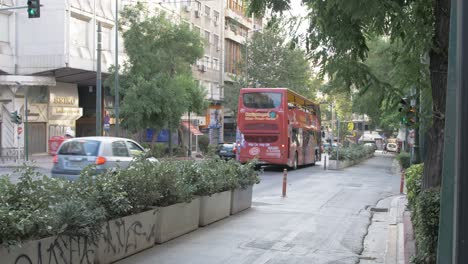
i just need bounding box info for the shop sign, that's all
[49,107,83,120]
[52,96,76,106]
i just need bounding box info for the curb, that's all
[403,211,416,264]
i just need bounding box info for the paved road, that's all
[117,153,400,264]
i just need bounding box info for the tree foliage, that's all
[248,0,449,188]
[224,21,321,119]
[111,4,207,133]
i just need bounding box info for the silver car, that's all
[51,136,150,181]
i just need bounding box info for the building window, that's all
[195,1,201,11]
[0,14,9,43]
[70,16,89,48]
[213,11,219,24]
[204,6,210,18]
[101,27,111,51]
[213,58,219,70]
[213,34,219,49]
[204,55,210,68]
[204,31,210,44]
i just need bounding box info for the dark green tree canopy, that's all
[112,3,207,132]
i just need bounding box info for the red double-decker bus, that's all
[236,88,322,169]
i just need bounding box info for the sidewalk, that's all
[361,195,416,264]
[0,153,53,169]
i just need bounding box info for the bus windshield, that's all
[243,92,282,109]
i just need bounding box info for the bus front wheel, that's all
[292,153,298,170]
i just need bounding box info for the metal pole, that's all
[188,110,192,157]
[337,119,340,161]
[24,87,28,161]
[96,22,102,136]
[0,5,29,11]
[456,0,468,262]
[114,0,120,137]
[282,168,287,197]
[245,31,248,86]
[437,0,457,261]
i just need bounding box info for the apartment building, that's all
[179,0,224,146]
[0,0,177,155]
[223,0,265,142]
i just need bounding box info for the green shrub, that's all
[232,159,260,189]
[405,163,424,209]
[397,152,411,169]
[411,188,440,264]
[73,166,132,220]
[198,135,210,153]
[329,144,374,161]
[0,165,105,246]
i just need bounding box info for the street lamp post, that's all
[115,0,120,137]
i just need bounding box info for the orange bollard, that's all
[400,170,405,194]
[282,168,287,197]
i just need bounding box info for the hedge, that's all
[329,144,375,161]
[405,163,440,264]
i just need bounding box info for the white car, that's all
[386,143,399,152]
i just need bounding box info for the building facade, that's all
[0,0,266,157]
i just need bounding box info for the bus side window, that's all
[292,128,299,146]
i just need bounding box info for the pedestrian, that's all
[65,127,75,139]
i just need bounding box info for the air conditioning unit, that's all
[195,10,200,18]
[184,5,190,12]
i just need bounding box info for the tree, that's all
[109,4,207,146]
[248,0,449,189]
[224,22,321,120]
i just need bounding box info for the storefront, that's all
[48,83,83,138]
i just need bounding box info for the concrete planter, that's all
[0,235,95,264]
[328,153,375,170]
[231,185,253,215]
[155,197,200,244]
[199,190,232,226]
[95,209,158,264]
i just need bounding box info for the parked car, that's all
[386,142,399,152]
[364,142,378,151]
[217,143,236,160]
[51,137,155,181]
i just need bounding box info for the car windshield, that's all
[58,140,100,156]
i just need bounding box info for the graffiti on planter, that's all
[101,211,157,255]
[12,236,94,264]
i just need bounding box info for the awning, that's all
[182,121,203,136]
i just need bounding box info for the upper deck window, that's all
[243,92,282,109]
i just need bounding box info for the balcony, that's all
[224,8,253,29]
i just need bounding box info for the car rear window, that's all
[220,145,234,151]
[58,140,100,156]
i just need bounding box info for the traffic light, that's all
[9,111,23,124]
[10,111,17,123]
[27,0,40,18]
[398,98,417,127]
[16,114,22,124]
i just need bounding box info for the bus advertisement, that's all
[236,88,322,169]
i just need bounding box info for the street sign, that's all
[18,127,23,135]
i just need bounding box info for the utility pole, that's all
[188,110,192,157]
[412,86,421,164]
[24,87,28,161]
[115,0,120,137]
[96,22,102,136]
[455,0,468,262]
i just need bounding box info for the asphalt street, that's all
[116,153,400,264]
